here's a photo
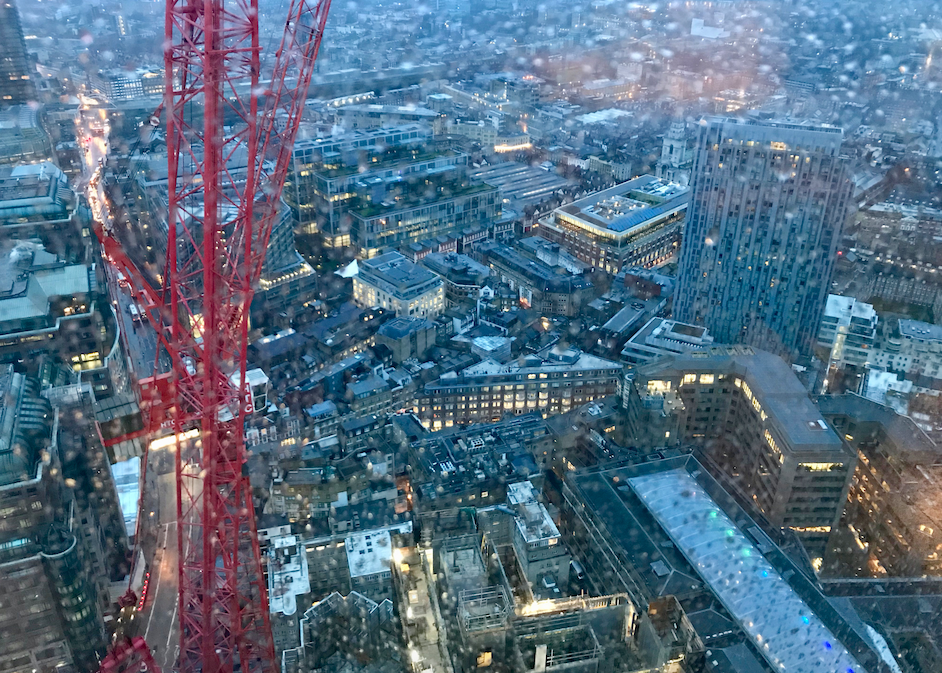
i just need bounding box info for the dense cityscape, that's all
[1,0,942,672]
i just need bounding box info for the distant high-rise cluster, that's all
[0,0,35,106]
[674,117,853,360]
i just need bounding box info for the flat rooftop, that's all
[337,103,438,118]
[628,469,864,673]
[703,117,845,153]
[345,530,392,578]
[468,162,571,207]
[508,481,560,544]
[898,319,942,342]
[567,458,889,673]
[111,457,141,538]
[350,180,494,219]
[358,251,440,289]
[268,535,311,617]
[824,295,876,323]
[636,348,846,453]
[457,349,621,379]
[293,123,430,155]
[556,175,688,235]
[479,242,592,292]
[818,393,938,458]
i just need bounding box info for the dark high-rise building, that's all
[674,117,853,359]
[0,366,108,673]
[0,0,35,106]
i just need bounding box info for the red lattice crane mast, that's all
[95,0,331,671]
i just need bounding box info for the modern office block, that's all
[625,347,855,554]
[537,175,688,273]
[820,394,942,577]
[353,251,445,320]
[285,124,433,238]
[674,117,853,360]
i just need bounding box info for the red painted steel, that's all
[99,638,161,673]
[94,0,331,671]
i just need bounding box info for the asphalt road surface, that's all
[142,472,181,672]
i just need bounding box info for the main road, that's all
[77,95,183,669]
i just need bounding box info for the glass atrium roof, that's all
[628,469,865,673]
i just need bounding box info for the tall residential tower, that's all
[0,0,35,106]
[674,117,852,359]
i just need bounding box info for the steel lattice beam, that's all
[94,0,331,672]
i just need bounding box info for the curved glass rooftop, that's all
[628,468,865,673]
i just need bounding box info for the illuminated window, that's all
[477,652,492,668]
[764,430,782,461]
[798,462,845,472]
[699,374,715,384]
[683,373,697,384]
[646,380,671,395]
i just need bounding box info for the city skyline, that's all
[1,0,942,672]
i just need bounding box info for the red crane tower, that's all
[95,0,331,671]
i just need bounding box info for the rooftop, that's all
[0,162,73,221]
[267,535,311,616]
[467,162,571,207]
[898,319,942,342]
[0,367,50,487]
[0,258,92,326]
[703,117,845,152]
[409,413,548,491]
[556,175,688,234]
[818,393,938,458]
[629,469,864,673]
[359,251,439,287]
[337,103,439,118]
[357,252,442,302]
[823,295,877,323]
[508,481,561,544]
[293,123,431,157]
[111,457,141,538]
[478,242,593,293]
[349,180,494,219]
[457,348,621,380]
[377,317,437,340]
[621,318,714,362]
[636,348,845,453]
[345,530,392,578]
[311,147,463,180]
[420,252,490,284]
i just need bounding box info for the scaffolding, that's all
[458,585,511,634]
[517,625,602,672]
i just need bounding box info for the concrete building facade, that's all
[820,394,942,577]
[417,347,623,429]
[353,251,445,320]
[625,348,856,554]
